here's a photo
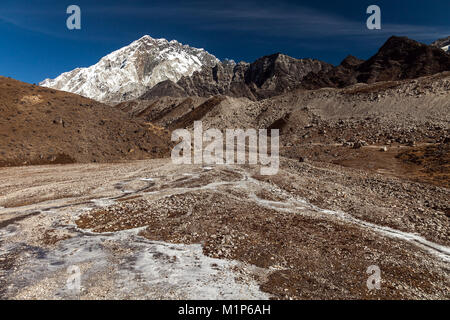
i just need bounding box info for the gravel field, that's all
[0,158,448,299]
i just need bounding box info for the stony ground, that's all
[0,73,449,300]
[0,158,448,300]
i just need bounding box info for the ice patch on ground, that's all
[313,206,450,263]
[116,237,269,299]
[4,226,269,299]
[91,198,116,207]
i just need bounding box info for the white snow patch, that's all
[91,198,116,207]
[129,240,269,299]
[5,227,269,299]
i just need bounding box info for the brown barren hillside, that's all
[0,76,170,167]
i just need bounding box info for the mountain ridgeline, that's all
[140,36,450,100]
[301,36,450,89]
[432,36,450,52]
[40,35,219,103]
[141,54,333,101]
[41,35,450,104]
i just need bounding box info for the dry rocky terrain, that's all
[1,69,448,299]
[118,71,450,187]
[0,36,449,300]
[0,157,448,299]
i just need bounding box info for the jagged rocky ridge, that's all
[141,36,450,99]
[141,54,333,101]
[432,36,450,52]
[301,36,450,89]
[41,35,450,103]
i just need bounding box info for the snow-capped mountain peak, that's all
[40,35,219,103]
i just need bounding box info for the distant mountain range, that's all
[41,35,450,103]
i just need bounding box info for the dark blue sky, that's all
[1,0,449,84]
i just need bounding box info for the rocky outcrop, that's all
[176,60,251,98]
[140,80,187,99]
[301,36,450,89]
[142,54,332,100]
[243,54,333,99]
[301,55,364,89]
[431,36,450,51]
[357,36,450,82]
